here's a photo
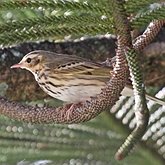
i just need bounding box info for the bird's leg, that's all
[61,102,83,121]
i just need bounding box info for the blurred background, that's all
[0,0,165,165]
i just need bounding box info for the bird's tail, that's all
[146,94,165,106]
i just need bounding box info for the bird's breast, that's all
[36,73,106,103]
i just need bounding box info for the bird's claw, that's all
[61,103,83,121]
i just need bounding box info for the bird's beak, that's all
[10,63,23,69]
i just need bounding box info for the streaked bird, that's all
[11,50,165,106]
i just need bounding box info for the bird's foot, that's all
[61,102,83,121]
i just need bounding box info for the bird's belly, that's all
[45,85,103,103]
[38,80,133,103]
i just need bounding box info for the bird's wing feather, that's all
[58,61,111,81]
[47,59,110,82]
[45,54,109,76]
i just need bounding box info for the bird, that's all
[11,50,165,106]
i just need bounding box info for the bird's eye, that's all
[26,58,31,63]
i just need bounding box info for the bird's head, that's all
[10,50,51,74]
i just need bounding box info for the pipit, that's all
[11,50,165,106]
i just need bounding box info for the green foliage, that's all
[0,0,165,164]
[0,112,162,165]
[0,0,165,47]
[132,4,165,28]
[126,0,160,13]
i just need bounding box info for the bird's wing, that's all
[55,61,100,74]
[46,54,110,77]
[46,60,111,85]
